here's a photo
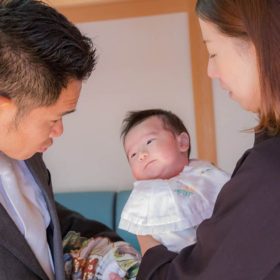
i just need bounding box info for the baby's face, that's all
[124,116,189,180]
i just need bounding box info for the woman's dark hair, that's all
[0,0,96,115]
[121,109,191,157]
[196,0,280,135]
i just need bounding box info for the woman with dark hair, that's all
[135,1,280,279]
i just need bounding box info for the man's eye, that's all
[51,118,60,123]
[52,117,63,124]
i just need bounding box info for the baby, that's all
[119,109,230,252]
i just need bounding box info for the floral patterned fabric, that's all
[63,231,141,280]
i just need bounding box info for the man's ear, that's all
[177,132,190,152]
[0,96,12,109]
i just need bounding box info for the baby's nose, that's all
[139,151,148,161]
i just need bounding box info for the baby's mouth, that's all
[144,160,156,169]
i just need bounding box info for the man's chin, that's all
[1,153,28,161]
[15,153,35,161]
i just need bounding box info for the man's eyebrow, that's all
[61,109,76,116]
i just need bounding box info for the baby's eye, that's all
[209,53,216,59]
[130,153,136,159]
[146,139,155,145]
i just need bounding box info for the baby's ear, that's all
[177,132,190,152]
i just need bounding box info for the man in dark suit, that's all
[0,1,121,279]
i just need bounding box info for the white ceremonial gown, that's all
[119,160,230,252]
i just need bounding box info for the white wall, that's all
[44,12,257,192]
[44,13,197,192]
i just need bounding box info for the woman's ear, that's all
[177,132,190,152]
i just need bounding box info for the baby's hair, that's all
[121,109,191,157]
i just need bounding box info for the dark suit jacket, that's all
[137,132,280,280]
[0,153,121,279]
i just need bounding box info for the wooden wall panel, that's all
[50,0,193,22]
[188,4,217,163]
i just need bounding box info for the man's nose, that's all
[50,119,64,138]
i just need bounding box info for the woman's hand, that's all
[137,235,161,255]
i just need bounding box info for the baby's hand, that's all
[109,272,122,280]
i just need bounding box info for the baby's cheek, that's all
[133,168,143,181]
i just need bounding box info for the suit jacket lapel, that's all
[25,154,65,280]
[0,202,48,279]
